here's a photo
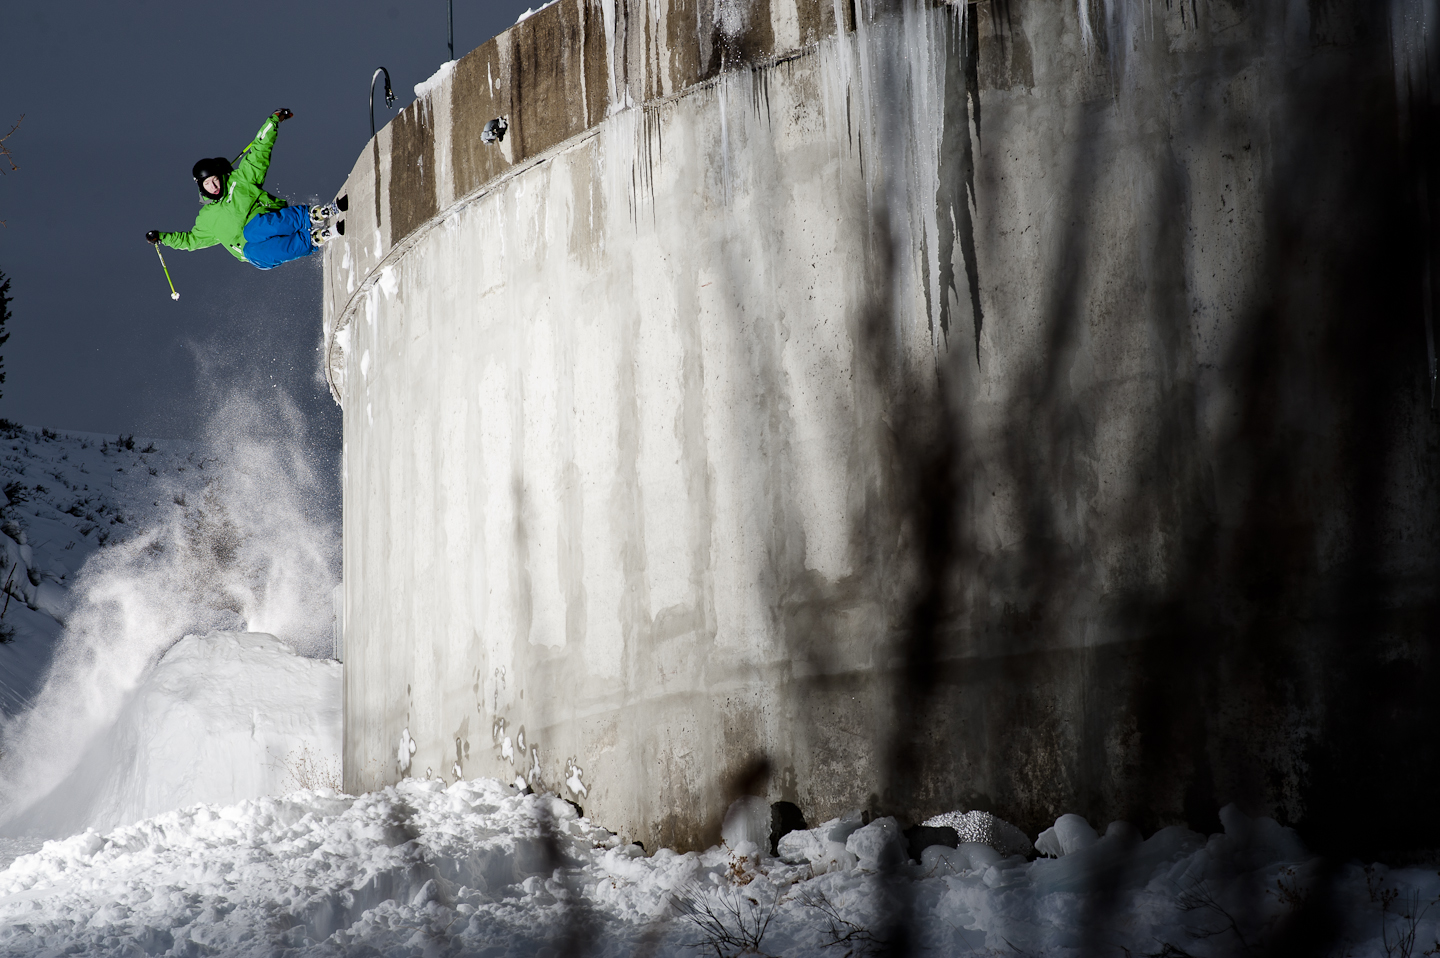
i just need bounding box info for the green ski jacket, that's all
[159,115,288,263]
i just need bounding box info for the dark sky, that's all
[0,0,536,442]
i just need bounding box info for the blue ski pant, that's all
[242,205,316,270]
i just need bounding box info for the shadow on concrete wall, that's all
[358,0,1440,952]
[848,0,1440,954]
[876,0,1440,844]
[632,0,1440,954]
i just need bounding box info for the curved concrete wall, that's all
[324,0,1440,854]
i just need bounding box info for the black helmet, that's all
[192,157,233,199]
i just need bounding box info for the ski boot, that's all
[309,195,349,225]
[311,225,341,246]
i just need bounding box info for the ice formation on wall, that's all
[565,759,588,798]
[397,728,417,773]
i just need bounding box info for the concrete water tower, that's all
[323,0,1440,856]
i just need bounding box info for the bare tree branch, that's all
[0,113,22,226]
[0,114,23,174]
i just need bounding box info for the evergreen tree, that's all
[0,270,9,400]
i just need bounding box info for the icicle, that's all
[718,75,732,208]
[1078,0,1096,53]
[600,0,621,115]
[1390,0,1440,405]
[1391,0,1437,127]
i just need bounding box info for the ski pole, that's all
[154,245,179,300]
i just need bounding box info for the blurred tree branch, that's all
[1,114,23,174]
[0,114,23,226]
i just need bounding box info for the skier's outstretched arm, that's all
[152,226,216,252]
[233,109,292,188]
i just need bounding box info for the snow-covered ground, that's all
[2,778,1437,957]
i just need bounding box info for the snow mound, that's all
[1034,811,1100,857]
[0,786,1424,957]
[923,808,1034,857]
[844,816,907,871]
[3,631,339,837]
[775,810,864,874]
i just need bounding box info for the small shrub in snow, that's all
[273,744,343,793]
[1273,865,1307,908]
[1362,866,1439,958]
[673,883,780,958]
[725,842,763,885]
[1176,877,1262,955]
[799,888,889,957]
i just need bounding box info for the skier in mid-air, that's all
[145,109,345,270]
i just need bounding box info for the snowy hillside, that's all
[0,423,211,714]
[0,403,341,849]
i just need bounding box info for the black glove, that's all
[273,108,293,122]
[146,230,160,244]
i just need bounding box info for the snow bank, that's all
[3,631,339,837]
[0,783,1430,957]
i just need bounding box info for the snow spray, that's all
[0,393,338,838]
[154,245,180,300]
